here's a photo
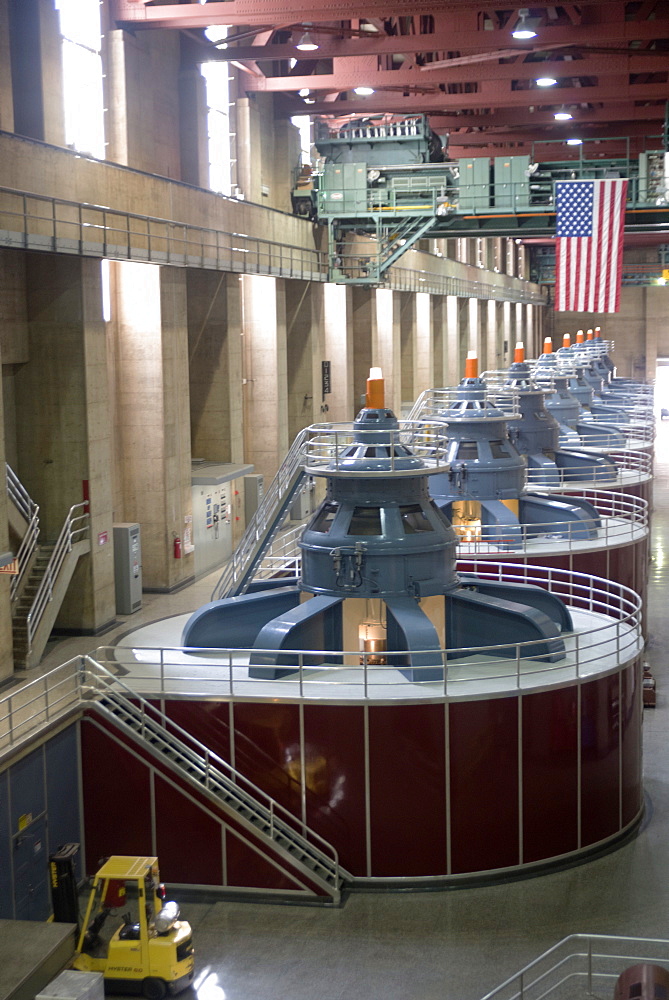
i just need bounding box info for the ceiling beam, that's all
[284,81,669,114]
[424,103,668,129]
[242,54,669,92]
[109,0,668,39]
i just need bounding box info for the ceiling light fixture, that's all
[512,8,537,39]
[566,137,583,145]
[354,86,375,96]
[299,88,310,97]
[536,76,557,87]
[296,25,319,51]
[554,109,573,121]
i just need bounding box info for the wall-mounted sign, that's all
[322,360,331,395]
[98,531,108,546]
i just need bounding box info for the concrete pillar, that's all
[112,261,193,592]
[179,69,209,189]
[445,295,459,385]
[399,293,415,409]
[8,0,64,145]
[286,280,324,441]
[413,292,433,401]
[515,302,524,349]
[484,299,497,372]
[0,342,12,682]
[0,0,14,132]
[188,271,243,464]
[236,97,262,203]
[432,296,446,388]
[323,283,354,421]
[373,288,402,414]
[502,301,512,366]
[468,298,480,358]
[16,255,115,632]
[241,274,288,481]
[506,239,516,277]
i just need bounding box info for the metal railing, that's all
[6,464,40,601]
[0,185,546,302]
[255,522,304,581]
[453,489,648,551]
[82,657,343,895]
[91,563,643,701]
[407,386,521,422]
[26,503,90,655]
[526,448,652,489]
[212,429,309,600]
[302,420,450,476]
[0,657,82,755]
[0,185,325,281]
[479,934,669,1000]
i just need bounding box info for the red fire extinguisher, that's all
[173,535,182,559]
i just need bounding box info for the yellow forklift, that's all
[73,856,194,999]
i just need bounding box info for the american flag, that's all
[554,178,628,313]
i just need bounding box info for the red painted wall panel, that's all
[580,674,621,844]
[164,701,232,763]
[81,720,153,872]
[368,704,447,877]
[154,774,224,886]
[621,661,643,827]
[449,698,519,874]
[302,705,367,876]
[522,688,578,862]
[223,829,312,892]
[232,702,302,816]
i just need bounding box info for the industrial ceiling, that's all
[109,1,669,160]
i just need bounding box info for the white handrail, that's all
[6,464,40,600]
[212,428,309,600]
[479,933,669,1000]
[25,502,89,654]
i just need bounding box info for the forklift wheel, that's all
[142,978,167,1000]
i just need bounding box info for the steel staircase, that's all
[13,503,90,669]
[82,657,346,903]
[212,429,309,600]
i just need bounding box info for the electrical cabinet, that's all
[244,474,264,522]
[289,478,315,520]
[494,155,530,208]
[639,151,669,203]
[458,157,490,211]
[113,523,142,615]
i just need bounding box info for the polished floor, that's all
[36,419,669,1000]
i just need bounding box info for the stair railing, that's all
[82,655,343,894]
[6,464,40,600]
[212,428,309,600]
[25,502,90,655]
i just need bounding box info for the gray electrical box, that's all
[494,155,530,208]
[244,474,264,522]
[289,479,315,520]
[458,157,490,210]
[113,523,142,615]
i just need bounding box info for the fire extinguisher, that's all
[173,535,182,559]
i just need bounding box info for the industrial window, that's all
[456,441,479,460]
[349,507,382,535]
[202,28,234,196]
[310,502,339,534]
[56,0,105,159]
[291,115,312,166]
[400,505,433,534]
[489,440,510,458]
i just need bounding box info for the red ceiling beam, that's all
[287,81,669,114]
[424,103,668,128]
[108,1,667,39]
[243,54,669,92]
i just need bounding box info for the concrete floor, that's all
[36,420,669,1000]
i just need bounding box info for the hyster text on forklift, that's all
[73,856,194,999]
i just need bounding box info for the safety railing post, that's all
[160,647,165,695]
[587,937,593,994]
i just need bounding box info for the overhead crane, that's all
[291,115,669,284]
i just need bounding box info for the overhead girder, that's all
[243,53,669,92]
[281,81,669,114]
[424,104,669,129]
[110,1,667,38]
